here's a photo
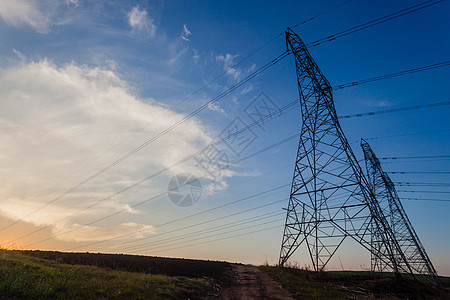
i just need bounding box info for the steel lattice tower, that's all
[361,139,440,286]
[279,28,412,275]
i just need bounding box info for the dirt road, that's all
[216,264,294,300]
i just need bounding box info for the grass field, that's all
[0,250,221,299]
[260,265,450,299]
[1,249,449,299]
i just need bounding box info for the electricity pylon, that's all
[279,28,412,275]
[361,139,440,286]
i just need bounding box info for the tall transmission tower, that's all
[278,28,412,275]
[361,139,440,286]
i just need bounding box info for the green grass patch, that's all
[0,250,213,299]
[260,265,450,299]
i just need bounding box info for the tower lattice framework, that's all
[361,139,440,286]
[279,28,413,275]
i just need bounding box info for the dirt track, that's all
[216,265,294,300]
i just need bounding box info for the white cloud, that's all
[128,5,156,37]
[0,0,79,33]
[0,0,51,33]
[0,60,215,242]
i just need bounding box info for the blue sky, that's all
[0,0,449,275]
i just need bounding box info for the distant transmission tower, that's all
[278,28,414,277]
[361,139,440,286]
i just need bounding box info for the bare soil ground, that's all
[215,264,294,300]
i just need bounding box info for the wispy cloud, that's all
[167,24,195,65]
[207,102,227,116]
[0,0,79,33]
[128,5,156,37]
[192,48,200,63]
[12,49,26,61]
[215,54,256,104]
[362,98,395,108]
[168,45,189,65]
[373,100,394,107]
[216,53,242,81]
[181,23,191,41]
[53,222,156,242]
[0,0,51,33]
[68,0,79,7]
[240,84,253,95]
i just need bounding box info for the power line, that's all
[33,184,289,250]
[380,155,450,160]
[64,193,288,252]
[125,211,282,250]
[75,181,353,253]
[307,0,446,48]
[292,0,354,28]
[339,101,450,119]
[148,215,369,255]
[175,0,439,108]
[397,190,450,194]
[351,129,450,145]
[118,211,285,253]
[116,161,294,236]
[120,192,358,254]
[388,171,450,174]
[402,197,450,202]
[360,129,450,143]
[394,182,450,187]
[334,60,450,90]
[175,0,355,107]
[145,209,381,255]
[149,224,281,255]
[382,158,450,165]
[136,218,285,254]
